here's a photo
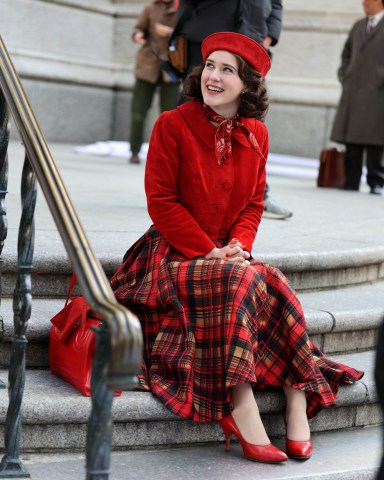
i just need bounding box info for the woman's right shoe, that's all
[286,438,313,460]
[220,414,288,464]
[283,407,313,460]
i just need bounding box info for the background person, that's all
[330,0,384,194]
[129,0,180,164]
[173,0,292,219]
[111,32,363,464]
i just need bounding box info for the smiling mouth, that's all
[207,85,223,93]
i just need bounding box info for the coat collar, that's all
[177,100,257,149]
[359,14,384,50]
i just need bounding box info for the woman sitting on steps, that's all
[111,31,364,464]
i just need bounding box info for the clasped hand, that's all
[204,238,250,265]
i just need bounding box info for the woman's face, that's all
[201,50,245,118]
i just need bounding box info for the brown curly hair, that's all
[182,54,269,121]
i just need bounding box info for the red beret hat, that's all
[201,32,271,78]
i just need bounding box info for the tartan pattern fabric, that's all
[111,226,363,422]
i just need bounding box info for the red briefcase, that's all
[317,147,345,188]
[49,274,122,396]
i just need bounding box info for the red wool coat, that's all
[144,100,268,259]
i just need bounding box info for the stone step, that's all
[299,280,384,354]
[1,281,383,368]
[265,246,384,292]
[0,350,379,452]
[2,246,384,298]
[18,425,382,480]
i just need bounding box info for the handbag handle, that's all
[51,274,92,343]
[65,273,78,307]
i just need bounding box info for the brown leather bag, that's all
[168,35,187,73]
[317,147,345,188]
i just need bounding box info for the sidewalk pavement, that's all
[19,425,382,480]
[5,141,384,267]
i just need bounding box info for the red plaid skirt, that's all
[111,226,363,422]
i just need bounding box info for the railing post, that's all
[86,322,114,480]
[0,157,37,478]
[0,89,9,390]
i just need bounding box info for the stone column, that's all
[266,0,361,157]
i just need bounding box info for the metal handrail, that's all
[0,35,142,390]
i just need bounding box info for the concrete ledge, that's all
[10,48,134,89]
[2,247,384,296]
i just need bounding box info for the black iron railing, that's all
[0,35,143,479]
[0,85,9,393]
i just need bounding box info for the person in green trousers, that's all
[129,0,180,164]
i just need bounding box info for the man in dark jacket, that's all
[174,0,292,219]
[175,0,282,72]
[330,0,384,194]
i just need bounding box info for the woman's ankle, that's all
[231,406,270,446]
[283,387,310,441]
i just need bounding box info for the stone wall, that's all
[0,0,363,157]
[1,0,137,143]
[268,0,361,156]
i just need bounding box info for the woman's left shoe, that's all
[285,438,313,460]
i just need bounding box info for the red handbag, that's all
[49,275,121,396]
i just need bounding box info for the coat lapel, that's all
[370,15,384,39]
[360,15,384,50]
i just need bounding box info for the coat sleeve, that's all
[132,5,150,40]
[227,125,268,254]
[266,0,283,46]
[145,112,216,259]
[237,0,282,46]
[338,28,353,83]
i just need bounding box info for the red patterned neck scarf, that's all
[203,104,259,164]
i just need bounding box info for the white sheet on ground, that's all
[74,141,149,158]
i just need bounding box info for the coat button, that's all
[222,181,232,190]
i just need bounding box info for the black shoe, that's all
[370,185,383,195]
[129,153,140,164]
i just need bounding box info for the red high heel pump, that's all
[220,414,288,464]
[284,409,313,460]
[286,438,313,460]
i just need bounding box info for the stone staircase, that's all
[0,144,383,479]
[0,256,383,451]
